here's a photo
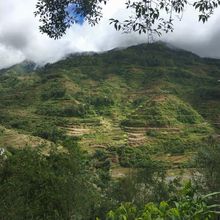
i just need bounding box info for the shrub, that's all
[121,119,146,127]
[103,182,220,220]
[36,103,88,117]
[117,147,153,168]
[62,104,88,117]
[146,130,159,137]
[41,83,66,100]
[89,96,114,107]
[33,123,64,142]
[0,146,101,220]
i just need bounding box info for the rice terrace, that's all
[0,0,220,219]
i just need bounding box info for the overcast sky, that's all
[1,0,220,69]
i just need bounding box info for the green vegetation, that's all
[0,43,219,165]
[35,0,220,40]
[104,190,220,220]
[195,136,220,199]
[0,144,220,219]
[0,43,220,219]
[0,144,102,219]
[0,42,219,168]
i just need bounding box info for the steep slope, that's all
[0,42,219,170]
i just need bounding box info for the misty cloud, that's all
[163,6,220,58]
[0,28,30,50]
[1,0,220,69]
[0,44,24,68]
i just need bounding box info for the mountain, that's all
[0,42,220,175]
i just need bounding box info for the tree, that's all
[103,182,220,220]
[195,136,220,201]
[35,0,220,39]
[0,144,101,219]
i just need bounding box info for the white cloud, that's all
[163,5,220,58]
[0,44,24,68]
[0,0,220,69]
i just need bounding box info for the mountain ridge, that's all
[0,42,220,173]
[2,41,215,73]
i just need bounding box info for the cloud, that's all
[0,0,220,69]
[163,5,220,58]
[0,44,24,68]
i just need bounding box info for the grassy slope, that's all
[0,42,220,172]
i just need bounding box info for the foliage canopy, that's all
[104,182,220,220]
[35,0,220,39]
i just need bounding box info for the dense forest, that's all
[0,42,220,219]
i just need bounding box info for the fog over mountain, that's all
[1,0,220,69]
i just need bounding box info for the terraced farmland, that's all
[0,42,220,174]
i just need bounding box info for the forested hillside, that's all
[0,42,220,219]
[1,42,219,168]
